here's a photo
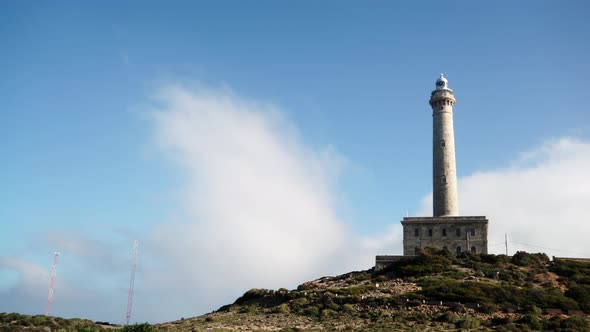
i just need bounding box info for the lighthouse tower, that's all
[430,74,459,217]
[375,74,489,266]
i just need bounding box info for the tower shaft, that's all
[430,75,458,217]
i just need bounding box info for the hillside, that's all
[156,250,590,331]
[3,250,590,331]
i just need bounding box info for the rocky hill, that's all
[3,250,590,331]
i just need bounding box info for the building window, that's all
[442,228,447,236]
[470,228,476,237]
[441,140,445,147]
[414,228,420,237]
[441,175,447,184]
[471,246,477,253]
[428,229,433,237]
[456,246,462,255]
[455,228,461,237]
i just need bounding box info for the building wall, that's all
[402,216,488,256]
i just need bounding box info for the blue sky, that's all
[1,0,590,324]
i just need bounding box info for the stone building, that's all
[402,74,488,256]
[376,75,488,267]
[401,216,488,255]
[402,74,488,255]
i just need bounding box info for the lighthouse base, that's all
[400,216,488,256]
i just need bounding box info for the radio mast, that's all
[45,252,60,316]
[126,240,139,325]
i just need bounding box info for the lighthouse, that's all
[375,74,489,265]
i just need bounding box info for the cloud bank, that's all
[137,84,355,320]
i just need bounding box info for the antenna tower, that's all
[45,252,60,316]
[126,240,139,325]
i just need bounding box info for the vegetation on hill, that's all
[0,313,153,332]
[4,250,590,331]
[0,313,100,332]
[171,249,588,331]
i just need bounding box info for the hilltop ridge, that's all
[155,249,590,331]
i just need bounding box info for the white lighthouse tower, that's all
[376,74,489,267]
[430,74,459,217]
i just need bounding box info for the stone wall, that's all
[401,216,488,256]
[374,255,406,271]
[553,257,590,263]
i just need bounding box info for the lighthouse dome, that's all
[435,74,449,90]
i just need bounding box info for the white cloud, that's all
[137,84,355,320]
[418,137,590,257]
[0,257,49,298]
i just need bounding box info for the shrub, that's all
[77,328,93,332]
[373,275,387,282]
[511,251,549,267]
[327,285,376,296]
[456,316,481,329]
[560,316,590,330]
[521,304,543,317]
[391,311,408,323]
[320,309,337,320]
[550,259,590,286]
[324,301,340,312]
[118,323,154,332]
[480,254,510,265]
[409,312,429,324]
[289,297,309,314]
[302,306,320,318]
[31,316,47,326]
[436,311,459,324]
[450,303,467,313]
[376,247,458,278]
[341,304,356,314]
[519,314,542,330]
[442,270,469,279]
[271,304,290,314]
[20,315,32,326]
[565,284,590,312]
[234,288,273,305]
[240,304,260,314]
[494,323,523,332]
[418,276,579,310]
[477,302,499,314]
[490,316,512,326]
[501,302,518,313]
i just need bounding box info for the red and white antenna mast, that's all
[126,240,139,325]
[45,252,60,316]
